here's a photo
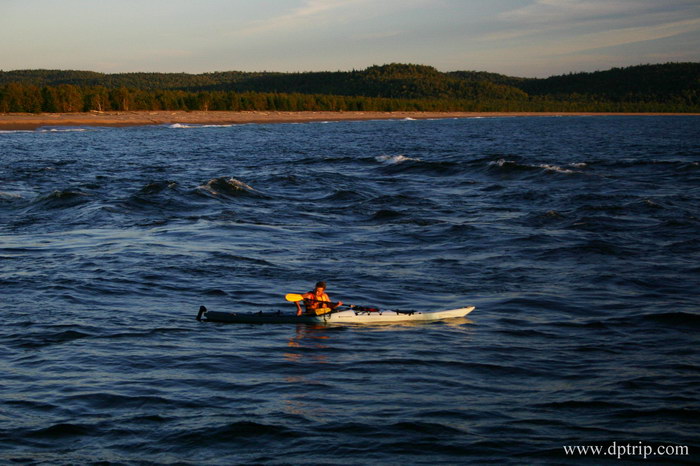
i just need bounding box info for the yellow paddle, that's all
[285,293,305,302]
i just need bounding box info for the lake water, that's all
[1,116,698,464]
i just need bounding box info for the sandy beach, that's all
[0,110,696,130]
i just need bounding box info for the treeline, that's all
[0,64,531,100]
[2,82,693,114]
[1,63,699,113]
[0,83,466,113]
[513,63,700,103]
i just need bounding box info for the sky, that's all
[1,0,699,77]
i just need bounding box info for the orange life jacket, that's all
[303,291,332,315]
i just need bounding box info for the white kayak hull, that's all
[198,306,474,324]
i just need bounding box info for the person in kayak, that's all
[295,281,343,316]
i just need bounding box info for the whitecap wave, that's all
[168,123,235,129]
[540,164,576,174]
[375,154,420,164]
[488,159,585,174]
[198,177,259,197]
[37,127,91,133]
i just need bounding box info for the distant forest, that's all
[1,63,698,113]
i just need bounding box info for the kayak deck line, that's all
[196,305,475,324]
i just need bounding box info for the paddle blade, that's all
[285,293,305,302]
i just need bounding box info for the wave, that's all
[8,329,93,349]
[534,399,630,410]
[487,158,587,175]
[196,177,267,199]
[541,239,636,258]
[375,154,420,164]
[377,158,463,176]
[58,392,202,411]
[137,180,179,195]
[167,123,235,129]
[295,154,375,166]
[31,190,91,210]
[365,209,446,227]
[375,153,471,176]
[488,158,538,172]
[0,191,23,201]
[522,210,567,227]
[539,163,576,174]
[36,127,94,133]
[639,311,700,328]
[369,209,406,222]
[598,159,700,170]
[92,326,192,341]
[121,180,214,216]
[162,421,300,446]
[25,423,92,439]
[321,189,374,203]
[669,238,700,254]
[360,192,440,210]
[609,406,700,422]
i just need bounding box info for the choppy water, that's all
[1,116,699,464]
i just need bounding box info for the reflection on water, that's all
[284,324,331,363]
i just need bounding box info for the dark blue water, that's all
[1,117,698,464]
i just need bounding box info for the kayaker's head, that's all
[314,281,327,293]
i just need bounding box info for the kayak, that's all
[196,305,474,324]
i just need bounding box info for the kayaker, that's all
[295,281,343,316]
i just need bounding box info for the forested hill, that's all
[511,63,700,102]
[1,63,699,113]
[0,64,526,100]
[3,62,699,101]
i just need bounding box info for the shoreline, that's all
[1,110,698,131]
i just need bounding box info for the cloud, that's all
[456,0,700,76]
[499,0,699,25]
[351,30,403,41]
[488,0,700,48]
[500,0,626,23]
[228,0,434,39]
[232,0,372,37]
[534,17,700,56]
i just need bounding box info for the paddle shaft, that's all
[285,293,414,314]
[296,297,344,310]
[304,299,414,315]
[285,293,380,312]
